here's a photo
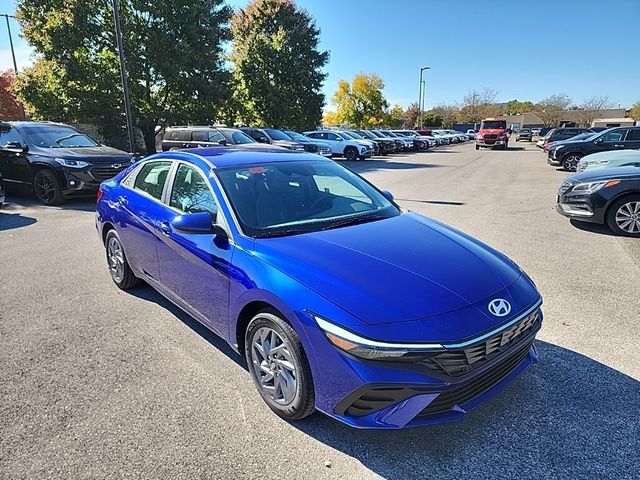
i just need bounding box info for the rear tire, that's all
[33,169,64,205]
[606,195,640,237]
[105,230,142,290]
[475,144,480,150]
[245,311,315,421]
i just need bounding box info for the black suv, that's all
[542,127,593,149]
[0,121,133,205]
[548,127,640,171]
[240,128,306,151]
[161,126,259,151]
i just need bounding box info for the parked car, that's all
[305,130,372,160]
[162,126,258,151]
[340,131,380,156]
[576,149,640,173]
[282,131,332,157]
[541,127,594,151]
[379,130,413,151]
[544,132,596,153]
[0,169,5,209]
[390,130,434,149]
[475,119,509,150]
[370,130,404,151]
[548,127,640,171]
[516,129,533,142]
[352,130,396,154]
[417,129,446,146]
[444,129,468,142]
[556,165,640,237]
[466,129,476,139]
[96,146,543,428]
[240,128,306,151]
[0,121,134,205]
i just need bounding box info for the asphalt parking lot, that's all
[1,141,639,479]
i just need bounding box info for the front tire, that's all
[33,169,64,205]
[475,144,480,150]
[245,311,315,421]
[344,147,358,161]
[105,230,142,289]
[563,153,582,172]
[607,195,640,237]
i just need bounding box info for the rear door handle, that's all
[614,144,625,148]
[119,196,128,206]
[159,221,172,236]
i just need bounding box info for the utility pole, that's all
[111,0,136,153]
[2,13,26,119]
[417,66,431,128]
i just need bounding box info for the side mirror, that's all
[382,190,395,202]
[594,137,603,144]
[218,139,228,146]
[171,212,226,236]
[1,141,27,153]
[257,136,269,143]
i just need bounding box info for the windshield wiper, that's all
[321,213,389,231]
[254,228,311,238]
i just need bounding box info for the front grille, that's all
[319,147,332,155]
[303,144,318,153]
[418,309,541,377]
[90,164,130,181]
[416,340,533,417]
[484,134,498,140]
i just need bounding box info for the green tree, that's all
[15,0,232,153]
[230,0,328,130]
[628,101,640,122]
[421,110,443,127]
[504,99,534,115]
[332,73,389,128]
[385,104,404,128]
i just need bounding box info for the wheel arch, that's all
[604,190,640,222]
[235,299,290,357]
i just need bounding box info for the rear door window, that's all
[133,161,172,200]
[624,129,640,141]
[602,130,626,142]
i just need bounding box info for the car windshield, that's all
[220,129,255,144]
[21,126,99,148]
[216,160,400,237]
[284,131,308,142]
[348,131,364,139]
[264,129,292,141]
[340,131,357,139]
[359,131,375,139]
[481,121,506,130]
[370,130,384,137]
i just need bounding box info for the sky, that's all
[2,0,639,110]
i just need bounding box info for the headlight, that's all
[360,147,367,153]
[54,158,90,168]
[585,160,610,167]
[313,315,443,361]
[573,179,620,193]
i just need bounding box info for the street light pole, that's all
[111,0,136,154]
[417,66,431,128]
[1,14,18,74]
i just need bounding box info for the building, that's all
[496,108,628,129]
[591,117,636,128]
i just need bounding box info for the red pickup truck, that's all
[475,119,509,150]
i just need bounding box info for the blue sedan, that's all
[96,146,543,429]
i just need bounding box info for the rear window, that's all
[134,161,172,200]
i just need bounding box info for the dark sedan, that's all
[556,165,640,237]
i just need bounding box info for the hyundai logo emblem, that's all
[110,163,122,169]
[488,298,511,317]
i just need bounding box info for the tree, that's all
[630,101,640,122]
[403,101,421,128]
[0,70,23,120]
[504,99,534,115]
[322,110,338,126]
[432,104,459,128]
[576,96,614,127]
[331,73,389,128]
[230,0,328,131]
[532,94,573,127]
[385,104,404,128]
[15,0,232,153]
[457,88,500,123]
[421,110,443,127]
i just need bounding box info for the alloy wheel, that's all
[615,201,640,234]
[250,327,297,405]
[107,236,125,283]
[36,175,56,203]
[564,155,581,172]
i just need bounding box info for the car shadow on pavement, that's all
[3,189,97,212]
[0,210,37,231]
[128,285,248,370]
[569,219,617,237]
[343,159,444,174]
[294,341,640,479]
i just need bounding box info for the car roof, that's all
[146,146,330,169]
[5,121,76,129]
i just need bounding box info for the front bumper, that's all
[311,301,543,429]
[59,162,132,195]
[555,186,607,224]
[476,139,507,147]
[547,150,562,166]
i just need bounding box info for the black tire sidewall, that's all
[606,194,640,237]
[245,311,315,420]
[563,154,582,172]
[33,169,63,205]
[344,147,357,161]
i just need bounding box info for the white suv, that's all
[305,131,372,160]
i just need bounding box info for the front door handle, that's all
[159,221,172,236]
[119,196,128,206]
[614,144,625,148]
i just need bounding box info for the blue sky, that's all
[2,0,639,110]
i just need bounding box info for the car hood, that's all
[32,145,132,163]
[568,165,640,182]
[272,140,305,149]
[253,212,522,325]
[582,149,640,163]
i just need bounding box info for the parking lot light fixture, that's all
[418,66,431,128]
